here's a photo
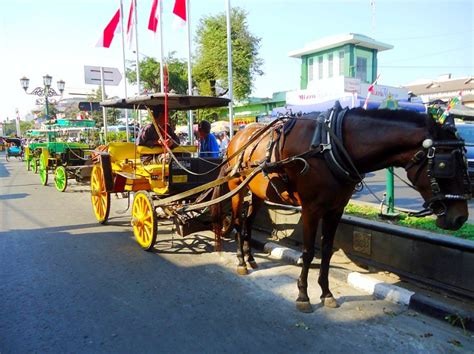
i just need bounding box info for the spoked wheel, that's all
[31,158,39,174]
[54,166,68,192]
[90,164,111,224]
[39,154,48,186]
[132,191,157,251]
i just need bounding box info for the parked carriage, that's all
[90,93,240,250]
[37,141,93,191]
[3,137,23,161]
[24,130,57,173]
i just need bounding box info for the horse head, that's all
[406,115,470,230]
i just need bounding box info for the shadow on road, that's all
[0,193,29,201]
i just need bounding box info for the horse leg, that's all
[318,210,343,308]
[296,208,319,313]
[231,188,248,275]
[243,196,263,269]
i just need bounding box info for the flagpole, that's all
[159,0,165,93]
[226,0,234,138]
[185,0,194,145]
[133,0,142,128]
[119,0,130,142]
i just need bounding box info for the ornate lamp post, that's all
[20,75,65,119]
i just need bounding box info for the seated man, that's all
[136,107,180,164]
[198,120,220,158]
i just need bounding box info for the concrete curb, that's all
[254,240,474,331]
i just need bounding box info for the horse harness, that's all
[228,102,363,204]
[237,102,471,217]
[405,133,472,216]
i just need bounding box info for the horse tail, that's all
[211,163,230,252]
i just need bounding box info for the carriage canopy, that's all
[100,93,230,111]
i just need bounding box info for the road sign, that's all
[84,65,122,86]
[78,102,101,112]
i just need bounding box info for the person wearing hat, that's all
[136,106,180,164]
[198,120,220,158]
[136,106,180,149]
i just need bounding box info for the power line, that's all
[379,65,474,69]
[384,44,473,64]
[383,30,474,41]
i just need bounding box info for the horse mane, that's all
[350,107,428,128]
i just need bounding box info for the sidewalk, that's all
[249,228,474,332]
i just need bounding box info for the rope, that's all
[150,110,289,177]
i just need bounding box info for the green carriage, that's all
[37,141,93,192]
[24,130,57,173]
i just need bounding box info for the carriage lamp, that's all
[20,74,65,120]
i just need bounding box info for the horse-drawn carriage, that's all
[37,141,93,191]
[92,94,471,312]
[91,93,233,250]
[3,137,23,161]
[24,130,57,173]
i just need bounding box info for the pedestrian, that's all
[218,131,230,156]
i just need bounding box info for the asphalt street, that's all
[1,156,473,353]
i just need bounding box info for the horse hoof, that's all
[247,260,258,269]
[296,301,313,313]
[321,296,339,308]
[236,266,248,275]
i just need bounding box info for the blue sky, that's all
[0,0,472,121]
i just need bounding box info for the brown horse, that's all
[212,104,470,312]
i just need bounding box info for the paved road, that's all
[352,168,474,223]
[1,156,473,353]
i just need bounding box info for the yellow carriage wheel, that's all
[131,191,157,251]
[90,164,110,224]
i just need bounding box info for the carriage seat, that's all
[108,142,198,162]
[137,145,198,155]
[108,142,198,172]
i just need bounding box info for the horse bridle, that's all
[406,136,472,216]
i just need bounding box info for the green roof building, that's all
[288,33,393,89]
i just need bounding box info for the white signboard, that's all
[359,82,409,101]
[286,76,410,106]
[84,65,122,86]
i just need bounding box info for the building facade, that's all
[288,33,393,89]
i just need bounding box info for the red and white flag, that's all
[126,0,135,48]
[363,74,380,109]
[96,8,121,48]
[172,0,187,28]
[148,0,159,33]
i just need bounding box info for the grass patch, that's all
[344,202,474,241]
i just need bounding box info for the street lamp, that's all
[20,75,65,120]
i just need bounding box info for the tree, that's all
[2,120,34,136]
[193,7,263,101]
[126,52,189,94]
[85,88,120,128]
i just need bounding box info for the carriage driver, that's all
[136,106,180,164]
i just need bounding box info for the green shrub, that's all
[344,203,474,241]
